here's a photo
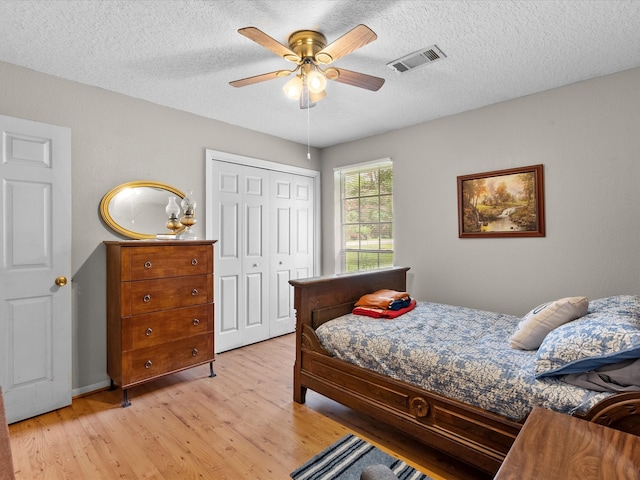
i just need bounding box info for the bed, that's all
[289,267,640,474]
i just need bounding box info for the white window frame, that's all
[334,158,393,273]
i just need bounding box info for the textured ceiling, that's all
[1,1,640,148]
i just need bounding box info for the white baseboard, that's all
[72,379,111,398]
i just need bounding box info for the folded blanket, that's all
[562,358,640,392]
[353,299,417,319]
[355,289,410,309]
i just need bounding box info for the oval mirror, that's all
[100,181,185,239]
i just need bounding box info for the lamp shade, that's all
[306,69,327,93]
[309,89,326,103]
[283,75,303,99]
[166,196,180,217]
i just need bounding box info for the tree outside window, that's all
[336,161,393,273]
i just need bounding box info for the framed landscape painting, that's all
[457,164,545,238]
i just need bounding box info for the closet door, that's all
[269,172,315,337]
[269,172,294,337]
[208,154,317,353]
[212,162,270,352]
[292,174,315,281]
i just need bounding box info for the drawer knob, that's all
[192,318,200,326]
[191,289,199,296]
[143,294,151,303]
[145,327,153,336]
[191,258,198,266]
[192,348,199,357]
[144,360,153,369]
[144,261,152,269]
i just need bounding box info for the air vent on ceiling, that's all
[387,45,446,73]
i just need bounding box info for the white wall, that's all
[0,61,320,394]
[320,67,640,316]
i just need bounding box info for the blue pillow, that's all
[534,295,640,378]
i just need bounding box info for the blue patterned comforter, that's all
[315,301,611,421]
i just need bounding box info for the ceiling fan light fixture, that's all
[283,75,303,99]
[233,24,384,109]
[309,89,326,103]
[306,69,327,94]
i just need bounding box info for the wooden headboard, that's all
[290,266,410,330]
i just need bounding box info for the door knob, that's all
[55,276,68,286]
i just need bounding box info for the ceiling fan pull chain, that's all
[307,88,311,160]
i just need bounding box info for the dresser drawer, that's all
[124,245,212,281]
[123,274,213,315]
[105,240,217,402]
[127,333,213,385]
[123,304,213,350]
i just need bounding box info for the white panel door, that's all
[292,174,315,281]
[215,165,242,352]
[211,162,269,352]
[269,172,295,337]
[241,169,270,346]
[267,172,315,337]
[207,152,317,352]
[0,115,72,423]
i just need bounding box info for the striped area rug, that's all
[291,434,433,480]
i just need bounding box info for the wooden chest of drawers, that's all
[105,240,216,406]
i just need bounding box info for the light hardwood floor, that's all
[8,334,490,479]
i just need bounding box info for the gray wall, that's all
[0,61,320,394]
[2,59,640,394]
[320,67,640,316]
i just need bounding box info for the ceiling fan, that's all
[229,24,385,108]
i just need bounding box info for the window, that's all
[335,159,393,273]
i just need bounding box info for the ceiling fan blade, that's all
[229,70,291,88]
[238,27,301,63]
[328,68,385,91]
[315,24,377,64]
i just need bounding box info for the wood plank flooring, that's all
[7,334,490,479]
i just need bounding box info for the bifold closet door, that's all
[292,174,315,281]
[213,162,270,352]
[211,159,316,352]
[268,172,314,337]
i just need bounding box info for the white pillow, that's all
[509,296,589,350]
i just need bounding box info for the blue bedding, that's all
[315,300,612,421]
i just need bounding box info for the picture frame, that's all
[457,164,545,238]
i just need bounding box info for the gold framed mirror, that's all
[100,181,185,239]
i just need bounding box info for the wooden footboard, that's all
[289,267,640,474]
